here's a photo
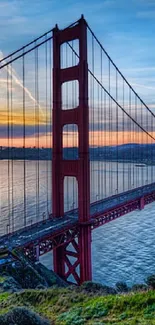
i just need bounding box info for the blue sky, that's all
[0,0,155,147]
[0,0,155,105]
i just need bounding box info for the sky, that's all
[0,0,155,147]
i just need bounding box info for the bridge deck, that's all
[89,183,155,216]
[0,182,155,251]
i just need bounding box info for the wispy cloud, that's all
[130,82,155,91]
[0,0,154,147]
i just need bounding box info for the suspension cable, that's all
[67,42,155,142]
[86,22,155,119]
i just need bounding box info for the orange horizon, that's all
[0,131,154,147]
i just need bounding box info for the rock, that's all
[0,307,50,325]
[3,261,48,289]
[1,276,21,293]
[0,253,68,293]
[0,249,67,293]
[35,263,68,287]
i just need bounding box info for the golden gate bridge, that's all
[0,15,155,285]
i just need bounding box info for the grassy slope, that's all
[1,288,155,324]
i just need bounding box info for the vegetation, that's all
[0,284,155,324]
[146,275,155,289]
[1,254,155,324]
[0,307,50,325]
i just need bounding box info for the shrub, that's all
[146,275,155,289]
[0,307,50,325]
[131,284,148,292]
[115,281,129,293]
[79,281,116,295]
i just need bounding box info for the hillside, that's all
[0,251,155,324]
[0,286,155,324]
[1,143,155,163]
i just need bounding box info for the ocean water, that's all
[1,159,155,286]
[40,202,155,287]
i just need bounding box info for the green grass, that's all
[0,276,6,284]
[1,288,155,324]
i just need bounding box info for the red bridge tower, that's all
[52,16,92,285]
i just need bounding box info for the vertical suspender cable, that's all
[137,99,139,187]
[122,79,125,192]
[128,87,131,190]
[97,82,100,200]
[151,105,153,182]
[104,90,107,198]
[45,36,48,218]
[146,106,149,184]
[132,94,135,189]
[135,95,138,188]
[10,60,14,232]
[7,65,11,234]
[141,104,143,185]
[92,34,95,202]
[37,47,40,221]
[35,45,39,223]
[23,52,26,227]
[116,70,118,194]
[101,48,104,199]
[108,59,111,196]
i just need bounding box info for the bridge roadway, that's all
[0,182,155,253]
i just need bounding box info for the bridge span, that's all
[1,15,155,284]
[1,182,155,260]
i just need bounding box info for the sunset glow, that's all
[0,131,154,148]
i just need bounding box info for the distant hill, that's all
[0,144,155,164]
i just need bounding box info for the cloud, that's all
[130,82,155,91]
[0,124,49,139]
[0,0,154,147]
